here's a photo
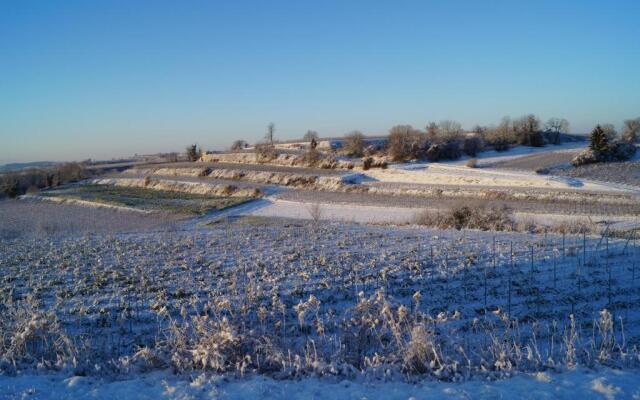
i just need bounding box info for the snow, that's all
[450,142,587,166]
[364,163,632,193]
[2,368,639,399]
[219,197,640,230]
[241,198,418,224]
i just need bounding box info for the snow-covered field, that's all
[2,144,640,398]
[1,205,640,398]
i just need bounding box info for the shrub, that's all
[255,143,278,162]
[343,131,365,157]
[573,125,637,166]
[482,119,514,151]
[535,167,550,175]
[0,173,20,198]
[425,144,441,161]
[610,140,637,160]
[387,125,425,161]
[462,136,483,157]
[571,149,601,166]
[466,158,478,168]
[425,140,462,162]
[440,140,462,160]
[362,157,373,170]
[414,203,514,231]
[300,147,322,166]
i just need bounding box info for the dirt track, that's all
[490,150,578,170]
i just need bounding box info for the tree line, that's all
[0,163,86,198]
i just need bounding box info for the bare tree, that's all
[471,124,487,134]
[601,123,618,142]
[425,122,439,140]
[514,114,542,146]
[265,123,275,145]
[303,130,319,142]
[482,117,514,151]
[307,203,322,224]
[438,120,464,141]
[186,144,201,162]
[343,131,366,157]
[230,140,248,150]
[622,117,640,143]
[387,125,424,160]
[544,117,570,144]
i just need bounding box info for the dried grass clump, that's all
[0,305,76,372]
[414,203,514,231]
[402,324,440,374]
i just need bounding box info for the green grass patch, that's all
[41,184,252,215]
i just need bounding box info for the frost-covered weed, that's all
[0,216,639,382]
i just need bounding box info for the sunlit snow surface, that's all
[1,368,639,399]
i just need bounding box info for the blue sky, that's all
[1,0,639,163]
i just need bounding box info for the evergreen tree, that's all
[589,125,608,153]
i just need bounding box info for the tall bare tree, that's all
[544,117,570,144]
[265,123,275,145]
[303,130,319,142]
[186,144,201,162]
[438,120,464,141]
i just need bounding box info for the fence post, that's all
[509,241,513,317]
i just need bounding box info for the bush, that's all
[573,125,637,166]
[462,136,483,157]
[425,144,441,162]
[343,131,365,157]
[466,158,478,168]
[535,167,550,175]
[0,173,20,198]
[610,140,637,160]
[414,203,514,231]
[482,123,513,151]
[300,147,322,166]
[362,157,373,170]
[571,149,601,166]
[440,140,462,160]
[387,126,425,161]
[255,143,278,162]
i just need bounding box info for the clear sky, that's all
[1,0,639,163]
